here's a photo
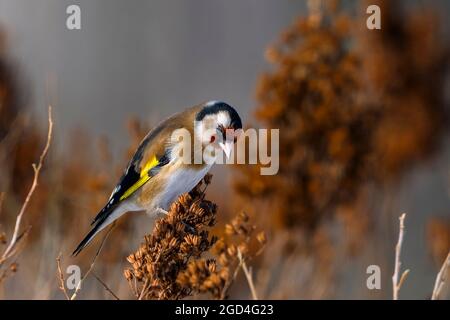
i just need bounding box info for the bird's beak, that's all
[219,140,233,159]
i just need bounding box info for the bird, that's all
[72,101,242,256]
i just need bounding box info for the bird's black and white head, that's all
[195,101,242,159]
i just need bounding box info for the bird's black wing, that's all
[72,151,169,256]
[90,149,170,226]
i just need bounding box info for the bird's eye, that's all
[210,135,216,143]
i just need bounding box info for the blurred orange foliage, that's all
[234,0,449,236]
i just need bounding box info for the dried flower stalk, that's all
[392,213,410,300]
[431,252,450,300]
[124,174,265,299]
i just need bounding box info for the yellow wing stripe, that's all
[119,156,159,201]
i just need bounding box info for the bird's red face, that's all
[209,125,242,159]
[196,101,243,160]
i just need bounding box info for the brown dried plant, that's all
[124,174,266,300]
[0,29,22,141]
[391,213,449,300]
[231,0,449,298]
[0,2,448,300]
[0,27,145,295]
[0,106,53,283]
[234,3,372,231]
[234,0,449,235]
[427,217,450,268]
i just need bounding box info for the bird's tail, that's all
[72,205,116,256]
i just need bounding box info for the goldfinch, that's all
[73,101,242,256]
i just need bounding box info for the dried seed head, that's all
[225,224,235,236]
[123,175,266,300]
